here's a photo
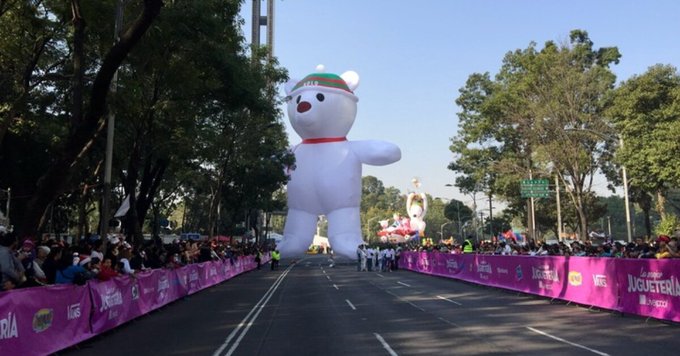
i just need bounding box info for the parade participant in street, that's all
[366,246,374,271]
[271,249,281,270]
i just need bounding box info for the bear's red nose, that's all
[297,101,312,113]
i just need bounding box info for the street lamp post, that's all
[619,137,633,242]
[100,0,125,254]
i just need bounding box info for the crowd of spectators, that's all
[0,230,267,292]
[402,234,680,259]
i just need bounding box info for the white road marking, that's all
[322,270,326,274]
[213,264,294,356]
[437,317,462,327]
[377,273,385,278]
[333,284,339,290]
[526,327,610,356]
[326,275,331,281]
[345,299,357,310]
[374,333,398,356]
[397,281,411,287]
[436,295,462,306]
[407,301,425,312]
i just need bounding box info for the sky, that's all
[240,0,680,208]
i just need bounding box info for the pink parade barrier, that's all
[401,252,680,322]
[617,258,680,323]
[0,284,93,355]
[1,254,264,355]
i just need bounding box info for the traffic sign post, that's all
[520,179,550,198]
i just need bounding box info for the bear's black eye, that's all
[316,93,325,102]
[296,95,301,104]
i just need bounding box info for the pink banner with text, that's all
[1,253,271,355]
[617,258,680,322]
[0,284,93,356]
[401,252,621,312]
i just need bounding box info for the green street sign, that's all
[520,179,550,198]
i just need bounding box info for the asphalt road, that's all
[62,255,680,356]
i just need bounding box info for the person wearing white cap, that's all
[35,246,50,268]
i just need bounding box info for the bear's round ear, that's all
[284,79,299,95]
[341,71,360,92]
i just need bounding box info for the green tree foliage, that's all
[451,30,620,240]
[0,0,292,239]
[606,64,680,222]
[360,176,403,243]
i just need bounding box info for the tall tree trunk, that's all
[18,0,164,237]
[135,158,167,224]
[122,142,143,245]
[656,190,667,218]
[70,0,85,128]
[638,192,653,239]
[76,184,89,242]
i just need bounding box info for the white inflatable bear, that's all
[279,65,401,258]
[407,192,427,235]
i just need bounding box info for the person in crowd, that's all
[366,246,374,272]
[130,249,148,271]
[55,249,93,285]
[198,243,214,263]
[41,247,62,284]
[0,233,25,291]
[167,252,184,269]
[118,247,135,275]
[380,247,388,272]
[90,240,104,261]
[356,244,363,271]
[35,245,50,268]
[17,239,42,286]
[97,257,119,281]
[655,235,678,259]
[463,236,474,254]
[384,247,394,272]
[254,248,262,270]
[359,245,368,271]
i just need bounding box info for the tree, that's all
[451,30,620,240]
[16,0,164,237]
[606,64,680,223]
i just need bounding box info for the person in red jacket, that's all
[97,257,119,281]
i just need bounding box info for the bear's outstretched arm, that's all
[349,140,401,166]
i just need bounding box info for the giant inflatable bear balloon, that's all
[278,65,401,258]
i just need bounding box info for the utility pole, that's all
[555,175,562,241]
[620,137,633,242]
[100,0,124,254]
